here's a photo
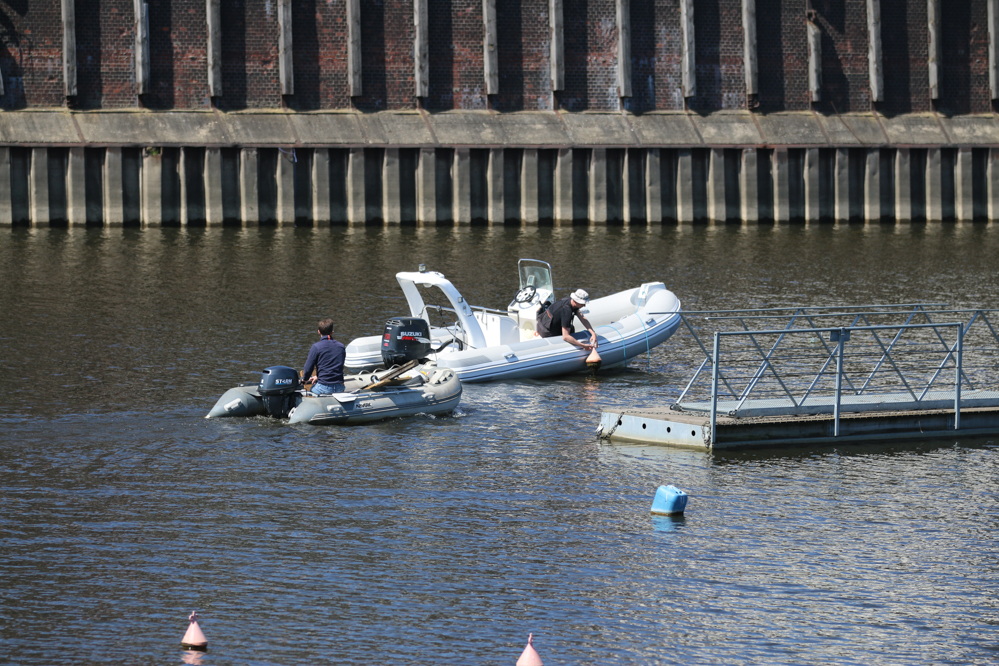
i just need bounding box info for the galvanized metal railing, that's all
[668,305,999,445]
[706,323,963,444]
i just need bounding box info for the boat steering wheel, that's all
[514,285,537,304]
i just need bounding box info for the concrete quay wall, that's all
[3,109,999,226]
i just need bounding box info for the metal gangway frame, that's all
[669,304,999,445]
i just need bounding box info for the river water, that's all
[2,223,997,665]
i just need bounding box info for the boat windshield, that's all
[518,259,553,295]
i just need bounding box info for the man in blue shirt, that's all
[302,318,347,395]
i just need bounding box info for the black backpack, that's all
[537,298,572,338]
[536,301,554,337]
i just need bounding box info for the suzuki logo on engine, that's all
[276,378,292,385]
[400,331,422,337]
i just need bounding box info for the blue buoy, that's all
[650,485,688,516]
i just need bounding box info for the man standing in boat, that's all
[539,289,598,350]
[302,318,347,395]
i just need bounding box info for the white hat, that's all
[570,289,589,304]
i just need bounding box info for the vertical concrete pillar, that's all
[804,147,820,222]
[955,147,974,221]
[707,148,725,221]
[772,149,790,223]
[895,148,912,222]
[30,148,50,226]
[676,149,694,223]
[347,0,361,96]
[680,0,695,98]
[104,147,123,225]
[312,148,331,224]
[928,0,941,99]
[743,0,757,96]
[207,0,222,97]
[864,149,880,222]
[204,147,223,224]
[62,0,77,96]
[645,148,662,223]
[414,0,429,97]
[67,147,86,225]
[0,147,10,225]
[550,0,564,91]
[926,147,943,222]
[382,148,401,224]
[521,149,539,223]
[276,149,295,224]
[622,149,632,222]
[589,148,608,223]
[141,149,162,226]
[867,0,883,102]
[347,147,365,224]
[834,148,850,221]
[179,147,189,225]
[134,0,150,94]
[988,148,999,221]
[989,0,999,98]
[740,148,758,222]
[483,0,498,95]
[453,148,471,224]
[240,147,259,225]
[807,21,821,102]
[616,0,631,98]
[416,148,436,224]
[554,148,572,223]
[277,0,292,94]
[0,148,12,225]
[487,148,504,223]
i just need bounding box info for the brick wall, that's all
[939,0,991,115]
[289,0,349,110]
[628,0,683,112]
[74,0,138,109]
[879,0,929,115]
[495,0,551,111]
[0,0,64,108]
[690,0,746,111]
[562,0,618,111]
[0,0,995,115]
[757,0,808,112]
[144,0,210,109]
[355,0,416,111]
[812,0,870,113]
[219,0,281,109]
[427,0,486,110]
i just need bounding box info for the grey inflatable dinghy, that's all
[206,361,462,425]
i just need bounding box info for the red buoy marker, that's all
[516,633,543,666]
[181,610,208,651]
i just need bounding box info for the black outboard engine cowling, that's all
[381,317,432,368]
[258,365,301,417]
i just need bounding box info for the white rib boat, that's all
[345,259,682,383]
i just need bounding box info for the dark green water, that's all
[1,223,997,664]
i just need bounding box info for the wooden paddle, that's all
[361,359,420,391]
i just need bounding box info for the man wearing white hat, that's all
[538,288,597,350]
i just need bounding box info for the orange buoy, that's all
[181,611,208,651]
[516,633,544,666]
[586,347,602,370]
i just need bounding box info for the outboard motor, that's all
[258,365,301,417]
[381,317,432,368]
